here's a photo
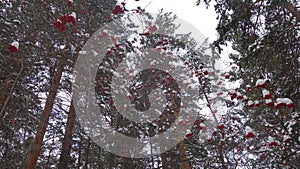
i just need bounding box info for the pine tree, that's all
[1,0,116,168]
[196,0,300,167]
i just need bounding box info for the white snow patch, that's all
[248,100,254,106]
[70,12,76,19]
[13,19,21,24]
[4,21,12,26]
[268,136,275,143]
[245,126,253,133]
[11,41,19,49]
[255,79,267,87]
[262,89,270,97]
[79,51,87,54]
[276,98,293,105]
[265,99,273,104]
[283,135,291,142]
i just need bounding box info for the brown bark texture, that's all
[58,102,76,169]
[24,64,64,169]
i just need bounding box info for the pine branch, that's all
[283,2,300,23]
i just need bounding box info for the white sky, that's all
[124,0,219,41]
[114,0,237,123]
[122,0,234,64]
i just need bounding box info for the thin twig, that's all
[143,0,155,11]
[200,82,227,168]
[0,58,24,120]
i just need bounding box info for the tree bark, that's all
[58,102,76,169]
[171,94,191,169]
[24,63,64,169]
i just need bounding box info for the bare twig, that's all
[0,58,24,120]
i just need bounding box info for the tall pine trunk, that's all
[24,63,64,169]
[171,94,191,169]
[58,102,76,169]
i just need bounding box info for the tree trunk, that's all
[24,63,64,169]
[58,102,76,169]
[170,94,191,169]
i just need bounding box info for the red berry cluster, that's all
[53,13,76,32]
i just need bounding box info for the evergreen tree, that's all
[196,0,300,168]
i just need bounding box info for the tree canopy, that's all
[0,0,299,168]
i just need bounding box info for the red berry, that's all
[246,132,255,139]
[217,124,225,130]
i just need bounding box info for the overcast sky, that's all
[122,0,234,61]
[124,0,218,41]
[115,0,237,120]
